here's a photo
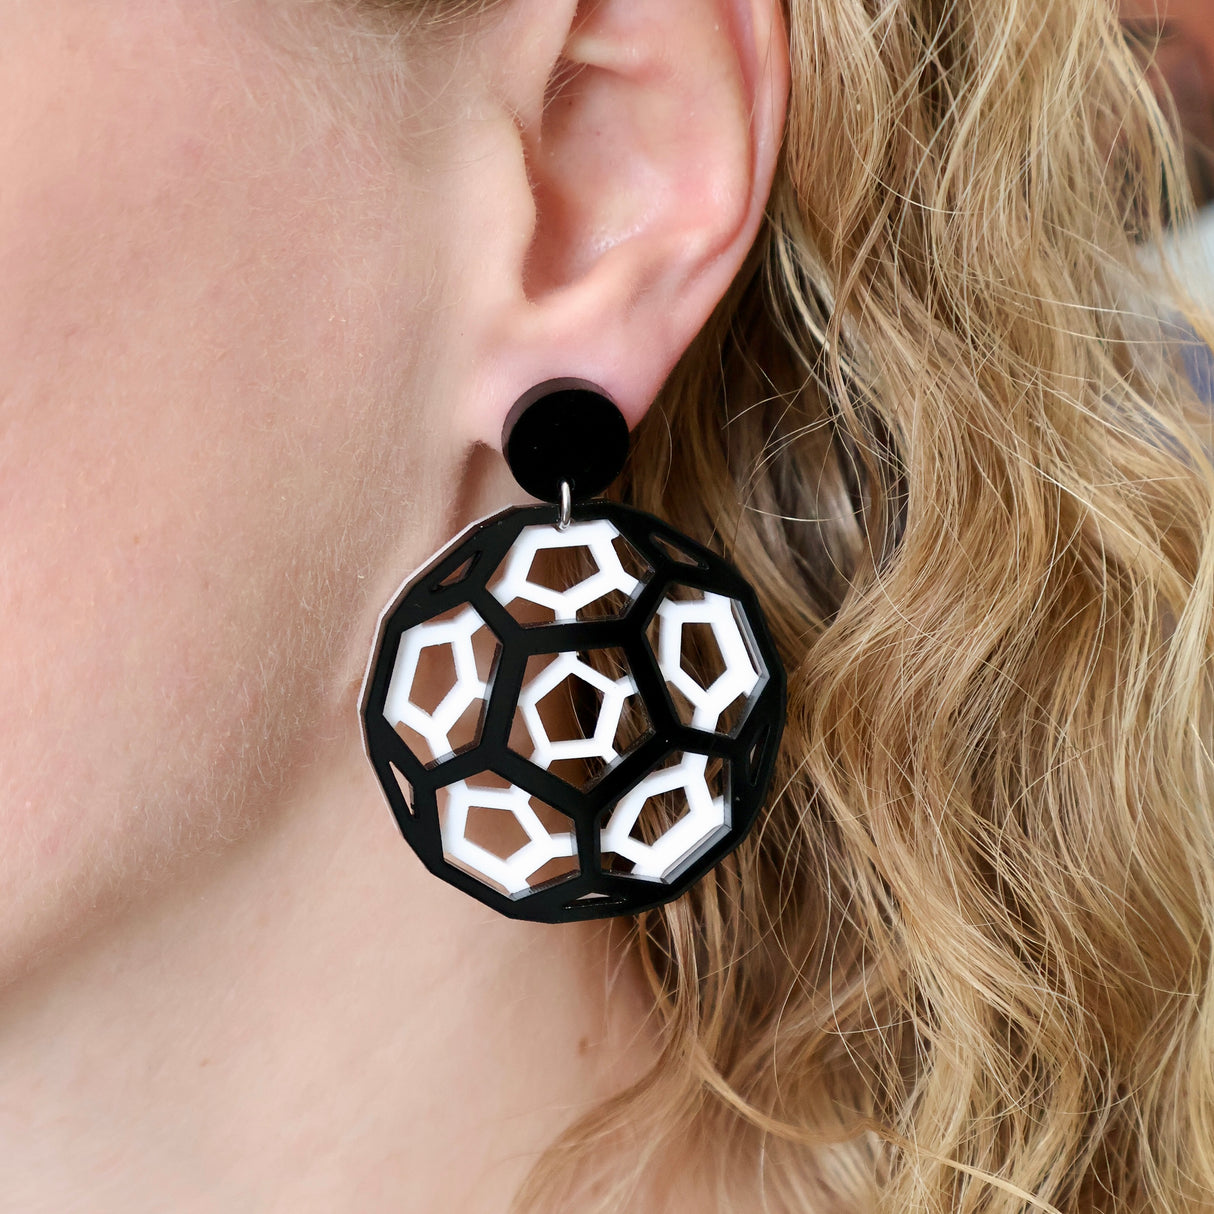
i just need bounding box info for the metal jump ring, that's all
[558,481,572,530]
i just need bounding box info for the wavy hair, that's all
[393,0,1214,1207]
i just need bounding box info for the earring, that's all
[359,379,786,923]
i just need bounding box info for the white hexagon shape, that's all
[599,751,727,881]
[490,519,642,622]
[440,780,578,895]
[653,590,761,731]
[383,604,493,764]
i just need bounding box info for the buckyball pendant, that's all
[359,380,786,923]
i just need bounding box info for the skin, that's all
[0,0,787,1209]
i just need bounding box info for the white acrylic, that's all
[382,603,490,763]
[655,590,761,730]
[490,518,641,620]
[440,780,577,895]
[519,650,639,771]
[599,751,728,880]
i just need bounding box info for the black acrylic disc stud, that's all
[359,384,786,923]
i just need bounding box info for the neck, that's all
[0,729,664,1212]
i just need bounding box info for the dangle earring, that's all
[359,379,786,923]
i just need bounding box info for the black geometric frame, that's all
[360,498,786,924]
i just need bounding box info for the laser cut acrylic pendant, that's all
[359,382,787,923]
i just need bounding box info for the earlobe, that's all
[471,0,789,438]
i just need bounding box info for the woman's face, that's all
[0,0,787,982]
[0,1,469,974]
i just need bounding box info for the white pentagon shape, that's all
[440,781,578,895]
[599,751,727,881]
[382,604,491,763]
[518,650,639,770]
[490,519,642,621]
[655,590,761,731]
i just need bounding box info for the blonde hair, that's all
[400,0,1214,1208]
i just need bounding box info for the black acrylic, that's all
[501,379,631,503]
[360,498,787,924]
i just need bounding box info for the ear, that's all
[452,0,789,444]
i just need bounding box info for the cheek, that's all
[0,3,447,966]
